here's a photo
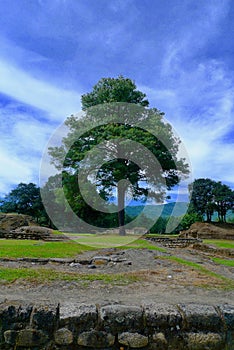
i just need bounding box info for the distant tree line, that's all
[0,178,233,233]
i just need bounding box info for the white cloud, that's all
[0,59,81,120]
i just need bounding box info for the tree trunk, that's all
[117,181,126,236]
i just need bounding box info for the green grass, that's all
[66,233,141,247]
[211,257,234,267]
[0,267,140,284]
[204,240,234,249]
[0,240,92,258]
[0,237,164,259]
[121,238,166,252]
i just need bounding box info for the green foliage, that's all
[0,183,48,223]
[189,178,234,222]
[174,212,203,232]
[81,76,149,109]
[149,217,168,234]
[48,76,189,235]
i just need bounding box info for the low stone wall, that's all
[146,237,202,248]
[0,301,233,349]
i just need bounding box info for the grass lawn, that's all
[0,236,164,259]
[0,267,140,284]
[0,239,93,258]
[204,240,234,249]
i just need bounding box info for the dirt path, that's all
[0,245,233,306]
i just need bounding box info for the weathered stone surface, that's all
[54,327,73,345]
[219,304,234,330]
[0,213,35,235]
[4,330,18,345]
[118,332,148,348]
[92,256,110,265]
[9,225,53,240]
[16,328,48,346]
[77,330,115,348]
[31,304,59,333]
[186,332,223,350]
[0,303,33,337]
[179,304,222,331]
[60,303,97,332]
[152,332,168,348]
[144,303,182,330]
[100,304,143,332]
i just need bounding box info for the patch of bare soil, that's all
[0,244,233,306]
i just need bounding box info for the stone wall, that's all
[0,301,233,349]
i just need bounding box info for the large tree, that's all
[189,178,234,222]
[0,183,44,221]
[49,76,189,235]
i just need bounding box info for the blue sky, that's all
[0,0,233,196]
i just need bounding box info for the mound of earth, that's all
[180,222,234,239]
[0,213,36,237]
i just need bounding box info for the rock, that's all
[31,304,59,333]
[88,264,97,269]
[59,303,97,332]
[118,332,148,348]
[9,225,53,240]
[179,304,222,332]
[144,303,182,330]
[16,328,48,346]
[69,262,82,268]
[54,328,73,345]
[186,332,223,350]
[218,304,234,330]
[4,330,18,345]
[0,213,35,236]
[92,256,110,265]
[100,304,143,332]
[77,330,115,347]
[152,332,168,348]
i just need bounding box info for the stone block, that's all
[16,328,48,346]
[118,332,148,348]
[218,304,234,330]
[59,303,97,332]
[152,332,168,348]
[186,332,224,350]
[4,330,18,345]
[54,327,73,345]
[179,304,222,331]
[31,304,59,333]
[77,330,115,348]
[100,304,143,332]
[144,303,182,330]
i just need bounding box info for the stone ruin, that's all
[0,213,66,241]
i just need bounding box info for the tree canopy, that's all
[0,183,45,222]
[189,178,234,222]
[48,76,189,235]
